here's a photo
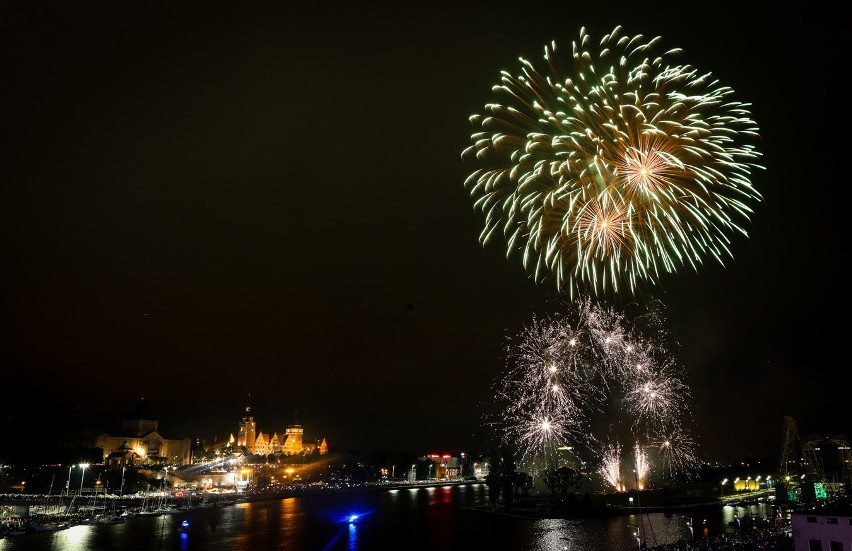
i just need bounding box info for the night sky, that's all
[2,2,847,465]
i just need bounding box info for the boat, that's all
[155,506,181,515]
[28,520,70,532]
[97,515,126,525]
[136,493,164,516]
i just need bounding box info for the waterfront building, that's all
[95,398,191,465]
[104,440,142,466]
[252,431,280,456]
[791,505,852,550]
[232,397,328,457]
[282,425,303,455]
[423,453,462,479]
[473,459,490,480]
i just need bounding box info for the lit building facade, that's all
[423,453,462,479]
[282,425,304,455]
[96,399,191,466]
[791,506,852,551]
[237,403,257,450]
[232,402,327,457]
[473,460,490,480]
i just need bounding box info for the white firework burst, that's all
[487,295,699,486]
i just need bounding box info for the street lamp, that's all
[686,517,694,542]
[721,478,728,496]
[78,463,89,496]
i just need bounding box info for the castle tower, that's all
[282,424,303,455]
[236,395,256,452]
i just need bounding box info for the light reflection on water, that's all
[524,512,692,551]
[0,487,776,551]
[347,523,357,551]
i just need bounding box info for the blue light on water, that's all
[348,522,358,550]
[324,511,369,551]
[335,508,373,527]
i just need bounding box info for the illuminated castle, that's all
[282,425,303,455]
[232,397,327,457]
[237,401,256,450]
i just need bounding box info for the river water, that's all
[0,484,776,551]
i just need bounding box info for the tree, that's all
[485,446,520,506]
[485,450,503,506]
[513,472,533,496]
[542,466,581,502]
[103,468,148,494]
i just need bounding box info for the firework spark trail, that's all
[653,424,699,481]
[624,362,691,429]
[488,296,699,485]
[599,443,622,490]
[494,317,591,467]
[633,443,650,489]
[463,25,763,297]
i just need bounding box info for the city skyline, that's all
[2,2,847,466]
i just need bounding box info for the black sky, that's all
[2,2,847,465]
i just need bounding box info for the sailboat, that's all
[79,476,106,524]
[29,473,69,532]
[99,467,128,523]
[136,492,162,517]
[119,467,139,518]
[154,474,180,514]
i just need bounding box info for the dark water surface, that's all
[0,485,774,551]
